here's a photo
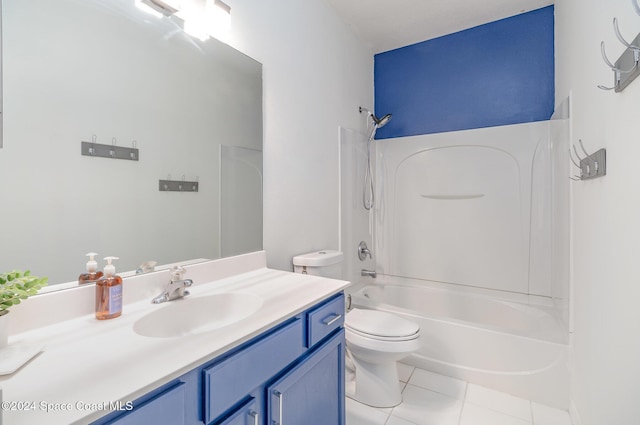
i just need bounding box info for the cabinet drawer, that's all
[306,293,345,347]
[105,382,186,425]
[203,318,304,424]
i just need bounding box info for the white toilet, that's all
[292,250,421,408]
[345,308,420,407]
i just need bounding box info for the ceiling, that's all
[325,0,554,54]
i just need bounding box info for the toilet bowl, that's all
[345,308,420,408]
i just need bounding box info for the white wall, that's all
[224,0,374,271]
[555,1,640,424]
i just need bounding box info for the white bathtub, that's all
[351,277,570,409]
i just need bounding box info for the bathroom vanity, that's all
[95,294,345,425]
[0,252,349,425]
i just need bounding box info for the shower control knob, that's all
[358,241,372,261]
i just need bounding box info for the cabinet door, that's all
[267,329,345,425]
[103,382,186,425]
[219,398,260,425]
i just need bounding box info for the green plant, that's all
[0,270,48,316]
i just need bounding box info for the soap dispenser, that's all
[95,256,123,320]
[78,253,103,285]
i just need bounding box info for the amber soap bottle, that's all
[78,252,103,285]
[95,256,123,320]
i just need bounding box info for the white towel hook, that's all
[572,145,584,162]
[578,139,590,158]
[613,18,640,51]
[578,139,598,173]
[601,41,637,73]
[598,67,623,90]
[569,149,581,169]
[597,84,616,90]
[569,140,607,181]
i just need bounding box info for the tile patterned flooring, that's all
[346,364,573,425]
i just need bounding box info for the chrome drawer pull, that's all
[274,390,283,425]
[322,313,343,326]
[248,409,259,425]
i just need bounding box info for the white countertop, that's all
[0,264,349,424]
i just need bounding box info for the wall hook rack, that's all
[159,175,199,192]
[81,135,139,161]
[569,139,606,181]
[598,4,640,92]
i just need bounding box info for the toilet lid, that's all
[346,308,419,338]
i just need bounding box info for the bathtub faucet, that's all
[361,269,377,278]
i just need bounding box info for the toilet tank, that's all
[292,250,344,279]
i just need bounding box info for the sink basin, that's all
[133,293,264,338]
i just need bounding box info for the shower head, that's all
[376,114,392,128]
[359,106,392,128]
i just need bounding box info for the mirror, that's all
[0,0,263,288]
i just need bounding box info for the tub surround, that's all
[0,252,350,424]
[340,116,571,413]
[374,121,564,298]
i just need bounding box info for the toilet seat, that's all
[347,327,419,342]
[346,308,420,341]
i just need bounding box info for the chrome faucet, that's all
[151,266,193,304]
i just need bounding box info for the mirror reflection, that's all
[0,0,263,288]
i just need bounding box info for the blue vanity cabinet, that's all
[109,382,186,425]
[95,292,345,425]
[267,329,345,425]
[92,379,193,425]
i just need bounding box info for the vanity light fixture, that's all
[136,0,179,17]
[183,0,232,42]
[134,0,231,42]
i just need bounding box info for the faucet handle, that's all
[170,266,187,281]
[358,241,372,261]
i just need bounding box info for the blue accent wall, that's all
[374,6,554,139]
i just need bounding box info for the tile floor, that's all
[346,364,573,425]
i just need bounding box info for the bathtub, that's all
[350,277,570,409]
